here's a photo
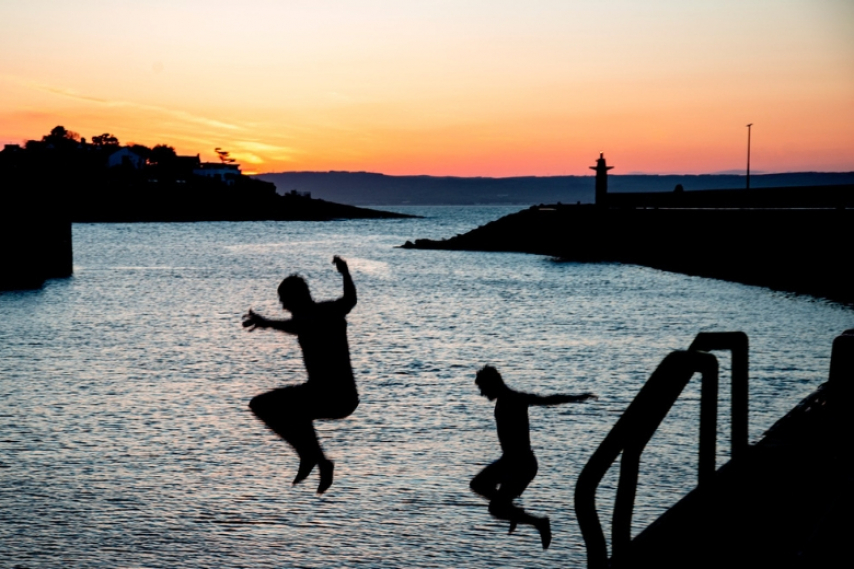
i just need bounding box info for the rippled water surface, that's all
[2,206,852,568]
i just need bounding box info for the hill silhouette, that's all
[257,171,854,206]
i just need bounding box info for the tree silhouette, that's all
[215,147,237,164]
[43,126,81,146]
[149,144,177,165]
[92,133,120,147]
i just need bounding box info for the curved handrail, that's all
[574,349,719,569]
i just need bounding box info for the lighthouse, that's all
[590,152,613,207]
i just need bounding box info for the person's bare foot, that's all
[293,458,317,486]
[317,459,334,494]
[535,517,551,550]
[508,520,517,534]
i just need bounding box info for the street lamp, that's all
[746,123,753,190]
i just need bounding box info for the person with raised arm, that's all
[243,256,358,494]
[470,365,597,549]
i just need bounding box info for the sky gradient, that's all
[1,0,852,176]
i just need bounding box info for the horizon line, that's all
[253,169,854,179]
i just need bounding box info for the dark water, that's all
[1,206,851,567]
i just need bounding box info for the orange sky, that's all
[1,1,852,176]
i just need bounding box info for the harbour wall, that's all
[1,180,72,290]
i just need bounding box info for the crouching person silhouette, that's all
[471,365,597,549]
[243,256,358,494]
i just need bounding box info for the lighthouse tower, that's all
[590,152,613,207]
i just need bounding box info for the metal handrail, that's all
[688,331,749,459]
[575,331,750,568]
[574,346,720,569]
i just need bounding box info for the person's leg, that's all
[313,390,359,423]
[470,458,504,501]
[305,386,359,494]
[316,456,334,494]
[489,455,551,549]
[249,386,325,485]
[488,498,551,550]
[288,418,325,486]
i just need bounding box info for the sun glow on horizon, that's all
[1,0,852,176]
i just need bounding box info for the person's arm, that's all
[525,392,598,406]
[332,255,357,313]
[242,309,299,334]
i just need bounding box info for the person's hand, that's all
[332,255,349,274]
[242,309,265,330]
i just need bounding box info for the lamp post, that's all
[746,123,753,190]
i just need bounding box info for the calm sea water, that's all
[1,206,852,568]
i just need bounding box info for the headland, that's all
[0,126,413,290]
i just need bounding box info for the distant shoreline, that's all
[256,171,854,206]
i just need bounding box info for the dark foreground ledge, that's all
[610,330,854,569]
[402,204,854,305]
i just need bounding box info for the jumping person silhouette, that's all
[243,256,358,494]
[470,365,597,549]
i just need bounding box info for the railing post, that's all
[698,354,719,485]
[689,332,749,459]
[730,334,749,459]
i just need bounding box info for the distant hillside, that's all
[0,127,413,223]
[255,171,854,206]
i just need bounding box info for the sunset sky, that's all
[1,0,852,176]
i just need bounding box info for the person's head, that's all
[475,365,505,400]
[277,274,312,313]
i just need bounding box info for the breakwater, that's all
[403,203,854,305]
